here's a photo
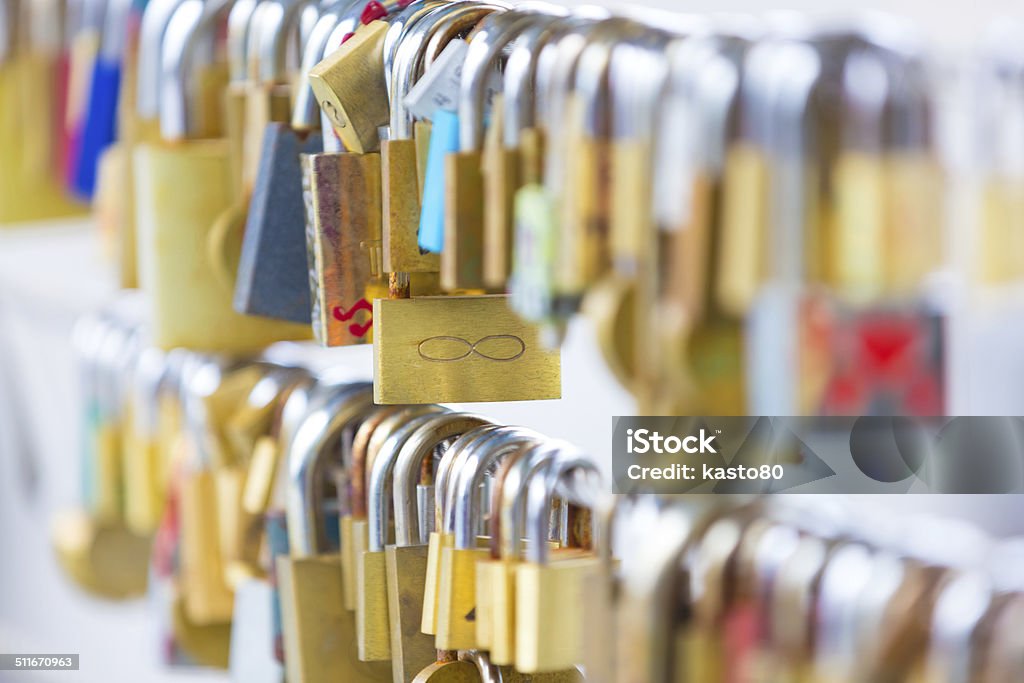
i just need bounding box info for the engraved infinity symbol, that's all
[417,335,527,362]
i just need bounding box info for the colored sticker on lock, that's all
[418,110,460,253]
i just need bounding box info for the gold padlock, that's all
[388,413,495,682]
[436,426,542,651]
[443,11,538,292]
[359,413,449,662]
[488,442,561,665]
[134,0,310,352]
[373,294,561,404]
[514,450,602,673]
[309,19,391,154]
[383,2,494,276]
[278,381,391,683]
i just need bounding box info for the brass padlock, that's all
[435,426,543,651]
[488,441,561,665]
[614,504,698,683]
[135,0,310,352]
[443,11,541,292]
[421,424,503,636]
[309,18,391,154]
[359,413,450,662]
[514,449,602,673]
[388,413,495,682]
[341,405,408,611]
[277,381,392,683]
[373,294,561,404]
[384,1,496,276]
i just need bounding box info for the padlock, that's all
[596,31,674,411]
[487,441,561,665]
[53,306,152,599]
[0,1,86,224]
[235,1,323,324]
[348,404,449,625]
[483,14,569,289]
[436,426,542,651]
[309,18,391,153]
[514,449,602,673]
[124,345,170,535]
[373,294,561,404]
[649,34,754,415]
[134,0,311,352]
[359,412,449,662]
[614,503,698,683]
[509,20,594,331]
[384,1,497,276]
[72,0,132,199]
[421,424,503,635]
[277,381,392,683]
[441,11,543,292]
[386,413,495,682]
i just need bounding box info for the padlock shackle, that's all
[496,441,559,560]
[366,412,444,551]
[608,34,673,143]
[99,0,133,60]
[291,2,343,130]
[159,0,231,141]
[458,651,503,683]
[523,449,601,564]
[227,0,259,82]
[390,1,493,140]
[434,424,501,536]
[352,405,447,520]
[536,26,591,195]
[130,346,169,438]
[458,10,548,153]
[381,0,449,117]
[451,427,542,549]
[251,0,314,85]
[136,0,187,119]
[392,413,495,546]
[571,18,646,140]
[285,382,373,557]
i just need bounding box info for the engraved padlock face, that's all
[373,295,561,404]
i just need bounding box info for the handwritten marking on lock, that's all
[417,335,526,363]
[333,299,373,338]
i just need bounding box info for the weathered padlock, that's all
[235,0,323,324]
[135,0,310,352]
[373,294,561,404]
[387,413,495,682]
[277,381,393,683]
[436,426,542,651]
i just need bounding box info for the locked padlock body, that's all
[134,141,312,352]
[443,151,487,291]
[435,546,488,651]
[304,152,383,347]
[357,549,393,661]
[235,124,323,323]
[383,139,439,273]
[308,21,390,154]
[278,554,392,683]
[385,544,437,683]
[373,295,561,405]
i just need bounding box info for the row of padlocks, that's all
[2,0,1024,681]
[55,300,1024,682]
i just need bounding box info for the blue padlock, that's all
[73,0,134,199]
